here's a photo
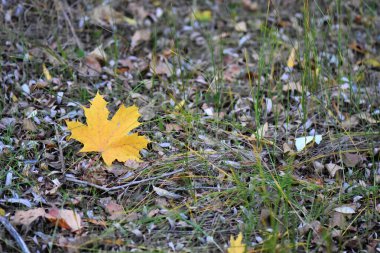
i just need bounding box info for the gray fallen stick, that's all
[65,168,185,192]
[0,216,31,253]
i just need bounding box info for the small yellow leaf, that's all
[193,10,212,22]
[42,63,52,81]
[174,100,185,111]
[287,47,297,68]
[65,92,149,166]
[363,58,380,68]
[228,232,246,253]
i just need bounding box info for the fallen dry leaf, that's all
[79,55,102,77]
[153,186,182,199]
[235,21,247,32]
[341,116,359,129]
[242,0,258,11]
[227,232,246,253]
[11,208,46,227]
[355,112,379,124]
[283,142,295,155]
[325,163,344,177]
[105,201,125,220]
[342,153,363,167]
[65,92,149,166]
[131,29,151,49]
[45,208,82,232]
[283,81,303,93]
[334,205,356,214]
[330,212,346,229]
[89,45,108,62]
[150,59,173,76]
[295,135,322,151]
[91,5,136,27]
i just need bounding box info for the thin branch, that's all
[65,168,185,192]
[0,216,31,253]
[65,176,110,191]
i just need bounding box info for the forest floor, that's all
[0,0,380,252]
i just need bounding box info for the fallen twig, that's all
[65,168,185,192]
[0,216,31,253]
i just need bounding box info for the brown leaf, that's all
[341,116,359,129]
[223,64,241,82]
[22,118,37,132]
[79,55,102,77]
[131,29,151,49]
[298,220,322,235]
[342,153,363,167]
[11,208,46,227]
[242,0,258,11]
[330,212,346,229]
[45,208,82,232]
[89,45,107,62]
[283,142,295,155]
[355,112,378,124]
[165,124,182,132]
[105,201,125,220]
[150,59,173,76]
[90,5,136,27]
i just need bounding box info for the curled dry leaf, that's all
[153,186,182,199]
[295,135,322,151]
[334,205,356,214]
[89,45,108,62]
[45,208,82,232]
[325,163,344,177]
[42,63,52,81]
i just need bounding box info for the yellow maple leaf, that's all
[227,232,246,253]
[65,92,149,166]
